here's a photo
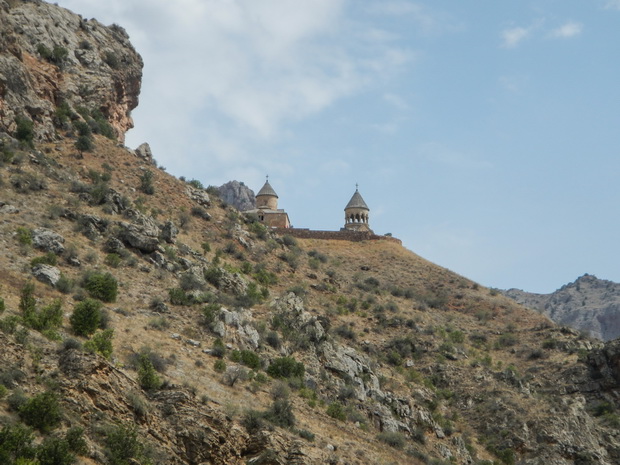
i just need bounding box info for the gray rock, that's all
[103,237,125,254]
[116,211,160,253]
[0,203,19,213]
[213,321,226,338]
[160,220,179,243]
[32,264,61,286]
[135,142,153,162]
[218,180,256,211]
[32,228,65,254]
[186,186,211,207]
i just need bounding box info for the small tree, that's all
[137,354,161,391]
[18,391,62,432]
[84,329,114,359]
[82,271,118,302]
[75,135,94,156]
[70,298,102,336]
[139,170,155,195]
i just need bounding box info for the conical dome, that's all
[256,180,278,198]
[345,189,369,211]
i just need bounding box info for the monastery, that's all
[245,179,400,244]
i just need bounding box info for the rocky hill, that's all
[3,2,620,465]
[503,274,620,341]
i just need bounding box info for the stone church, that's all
[247,178,373,234]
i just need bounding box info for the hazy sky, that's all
[55,0,620,293]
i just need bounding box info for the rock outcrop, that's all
[0,0,143,142]
[503,274,620,341]
[218,180,256,211]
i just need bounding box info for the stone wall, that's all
[273,228,402,245]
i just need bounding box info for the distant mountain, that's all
[503,274,620,341]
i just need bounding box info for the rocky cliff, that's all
[503,274,620,341]
[0,0,142,142]
[218,180,256,212]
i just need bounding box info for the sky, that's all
[54,0,620,294]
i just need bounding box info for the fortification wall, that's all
[273,228,402,245]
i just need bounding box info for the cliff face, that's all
[0,0,142,142]
[503,274,620,341]
[218,180,256,211]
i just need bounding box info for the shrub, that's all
[15,116,34,146]
[104,253,122,268]
[377,431,406,449]
[30,300,63,332]
[266,357,304,379]
[65,427,88,455]
[103,51,120,69]
[187,179,204,189]
[30,252,58,267]
[282,235,298,247]
[56,274,75,294]
[19,281,37,326]
[105,424,145,465]
[139,170,155,195]
[137,354,162,391]
[16,227,33,245]
[214,359,226,373]
[326,402,346,421]
[82,271,118,302]
[169,288,194,306]
[75,135,94,154]
[19,391,62,432]
[0,424,37,463]
[264,399,295,428]
[0,298,4,314]
[84,329,114,359]
[242,409,265,433]
[70,298,103,336]
[37,436,75,465]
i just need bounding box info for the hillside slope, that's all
[3,2,620,465]
[503,274,620,341]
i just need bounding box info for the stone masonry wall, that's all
[273,228,402,245]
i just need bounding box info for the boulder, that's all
[32,264,61,286]
[116,210,160,253]
[32,228,65,254]
[160,220,179,243]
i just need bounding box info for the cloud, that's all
[501,26,531,48]
[383,93,410,110]
[549,21,583,39]
[55,0,413,182]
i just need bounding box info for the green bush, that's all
[105,424,145,465]
[266,357,304,379]
[75,135,94,154]
[16,227,33,246]
[15,116,34,146]
[30,252,58,267]
[139,170,155,195]
[214,359,227,373]
[0,298,4,314]
[84,329,114,359]
[37,436,75,465]
[70,298,103,336]
[326,402,346,421]
[18,391,62,432]
[104,253,122,268]
[137,354,161,391]
[238,350,261,370]
[168,288,196,306]
[32,300,63,331]
[377,431,406,449]
[0,423,37,464]
[82,271,118,302]
[65,427,88,456]
[264,399,295,428]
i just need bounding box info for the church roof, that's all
[256,180,278,198]
[345,188,369,210]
